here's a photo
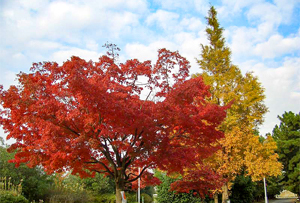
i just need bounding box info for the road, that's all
[268,198,298,203]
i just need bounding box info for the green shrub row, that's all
[88,192,152,203]
[0,190,29,203]
[89,193,116,203]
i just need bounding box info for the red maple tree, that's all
[0,44,227,203]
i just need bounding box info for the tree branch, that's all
[126,165,152,183]
[100,138,118,175]
[87,158,114,177]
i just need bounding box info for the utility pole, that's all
[138,167,141,203]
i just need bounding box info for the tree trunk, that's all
[222,183,229,203]
[116,184,125,203]
[214,193,218,203]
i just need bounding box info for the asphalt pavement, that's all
[268,198,298,203]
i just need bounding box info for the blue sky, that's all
[0,0,299,143]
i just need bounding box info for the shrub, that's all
[155,171,203,203]
[126,192,137,203]
[0,146,53,202]
[82,173,115,195]
[48,188,90,203]
[0,190,29,203]
[141,193,153,203]
[47,173,90,203]
[89,193,116,203]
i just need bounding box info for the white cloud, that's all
[219,0,297,26]
[273,0,298,24]
[247,2,281,25]
[254,34,300,58]
[222,0,300,63]
[48,1,91,24]
[145,10,206,42]
[17,0,49,11]
[123,0,149,12]
[152,0,209,14]
[291,91,300,99]
[228,22,298,62]
[228,26,257,61]
[125,41,177,62]
[85,40,99,51]
[28,40,62,51]
[153,0,190,10]
[0,0,144,47]
[90,0,148,13]
[249,57,300,135]
[1,1,91,45]
[218,0,263,18]
[125,29,207,74]
[0,70,19,90]
[179,17,204,32]
[173,32,207,71]
[12,53,26,60]
[50,48,102,65]
[193,0,210,15]
[105,11,140,37]
[146,10,180,31]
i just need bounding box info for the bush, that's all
[141,193,153,203]
[48,188,90,203]
[142,186,155,197]
[155,171,203,203]
[0,146,53,202]
[47,173,90,203]
[125,192,152,203]
[89,193,116,203]
[126,193,137,203]
[0,190,29,203]
[82,173,115,195]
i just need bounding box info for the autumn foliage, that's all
[193,6,282,202]
[169,166,224,198]
[0,46,228,202]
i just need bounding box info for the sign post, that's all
[121,191,127,203]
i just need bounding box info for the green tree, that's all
[265,176,283,199]
[141,186,156,198]
[230,175,256,203]
[0,145,53,202]
[272,111,300,194]
[82,173,115,195]
[230,175,283,202]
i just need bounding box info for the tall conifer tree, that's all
[195,6,281,203]
[273,111,300,194]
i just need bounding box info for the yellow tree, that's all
[244,135,282,181]
[194,6,281,203]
